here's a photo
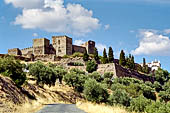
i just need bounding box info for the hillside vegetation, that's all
[0,56,170,113]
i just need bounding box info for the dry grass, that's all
[76,101,132,113]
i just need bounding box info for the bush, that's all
[29,61,57,87]
[153,81,162,92]
[146,101,170,113]
[129,95,152,112]
[88,71,103,82]
[64,72,87,92]
[86,60,98,73]
[108,89,131,107]
[159,91,170,102]
[0,56,26,87]
[70,68,85,75]
[83,50,89,61]
[155,68,170,85]
[72,52,84,58]
[83,79,109,103]
[103,72,114,79]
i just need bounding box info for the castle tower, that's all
[83,40,95,54]
[52,36,72,56]
[33,38,50,55]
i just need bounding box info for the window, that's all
[58,47,61,52]
[58,40,60,44]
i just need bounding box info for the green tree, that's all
[83,79,109,103]
[129,95,152,112]
[29,61,57,87]
[143,58,146,67]
[83,50,89,62]
[108,89,131,107]
[102,48,108,64]
[88,71,103,82]
[0,56,26,87]
[86,60,98,73]
[94,48,99,62]
[119,50,126,66]
[108,47,114,63]
[64,71,87,92]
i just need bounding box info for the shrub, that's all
[103,72,114,79]
[146,101,170,113]
[83,50,89,61]
[88,71,103,82]
[140,84,156,100]
[159,90,170,102]
[155,68,170,85]
[29,61,57,87]
[153,81,162,92]
[83,79,109,103]
[64,72,87,92]
[108,89,131,107]
[70,68,85,75]
[72,52,84,58]
[0,56,26,87]
[86,60,98,73]
[129,95,151,112]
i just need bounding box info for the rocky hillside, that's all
[0,75,83,113]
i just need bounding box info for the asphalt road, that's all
[36,104,86,113]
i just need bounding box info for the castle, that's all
[8,35,95,61]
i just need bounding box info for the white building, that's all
[140,59,161,71]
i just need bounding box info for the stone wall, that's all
[72,45,86,54]
[21,47,33,56]
[34,54,57,62]
[115,63,154,82]
[8,48,21,55]
[97,63,117,77]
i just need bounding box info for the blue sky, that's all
[0,0,170,71]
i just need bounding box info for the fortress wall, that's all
[72,45,86,54]
[8,48,21,55]
[34,54,56,62]
[21,47,33,56]
[97,63,117,76]
[115,63,154,82]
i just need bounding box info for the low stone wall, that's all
[97,63,117,77]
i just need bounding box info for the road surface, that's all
[36,104,86,113]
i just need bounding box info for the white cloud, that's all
[131,29,170,56]
[5,0,100,36]
[74,40,85,46]
[33,33,38,37]
[4,0,44,9]
[104,24,110,30]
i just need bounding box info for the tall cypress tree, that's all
[102,48,108,64]
[108,47,114,63]
[83,49,89,61]
[143,58,146,67]
[94,48,99,62]
[131,55,135,69]
[119,50,126,66]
